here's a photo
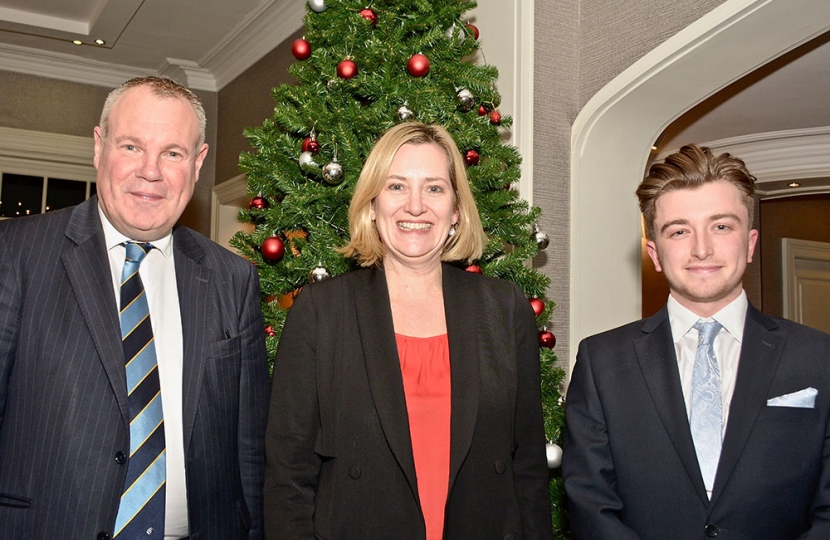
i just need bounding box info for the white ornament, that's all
[397,104,414,121]
[546,442,563,469]
[309,0,327,13]
[299,151,317,171]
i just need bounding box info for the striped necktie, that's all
[114,242,166,538]
[690,320,723,499]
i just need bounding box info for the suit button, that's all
[349,466,362,479]
[705,524,719,537]
[494,460,506,474]
[115,451,127,465]
[97,532,111,540]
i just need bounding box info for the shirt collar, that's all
[98,203,174,259]
[666,290,748,344]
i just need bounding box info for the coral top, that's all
[396,333,452,540]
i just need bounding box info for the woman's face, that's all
[371,142,458,270]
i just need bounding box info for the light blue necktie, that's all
[114,242,166,538]
[690,320,723,499]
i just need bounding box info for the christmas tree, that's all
[231,0,569,536]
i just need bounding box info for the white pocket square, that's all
[767,387,818,408]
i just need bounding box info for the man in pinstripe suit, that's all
[0,77,269,539]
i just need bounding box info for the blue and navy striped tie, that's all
[114,242,166,538]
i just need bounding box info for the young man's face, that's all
[646,180,758,318]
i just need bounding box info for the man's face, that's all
[646,180,758,318]
[93,86,208,241]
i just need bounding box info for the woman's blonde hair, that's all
[339,122,487,267]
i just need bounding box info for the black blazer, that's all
[562,304,830,540]
[264,265,553,540]
[0,196,270,539]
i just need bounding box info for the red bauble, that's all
[249,196,269,210]
[302,136,320,153]
[292,38,312,60]
[264,325,276,337]
[530,297,545,317]
[464,149,480,166]
[465,264,483,274]
[360,8,378,26]
[407,53,430,77]
[261,236,285,262]
[539,329,557,349]
[337,58,358,79]
[489,110,502,125]
[466,23,480,40]
[478,104,489,116]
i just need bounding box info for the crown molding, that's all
[0,42,153,88]
[0,1,304,92]
[706,127,830,184]
[0,126,96,182]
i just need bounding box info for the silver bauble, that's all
[457,89,474,111]
[322,160,344,184]
[309,265,332,282]
[535,229,550,250]
[546,442,563,469]
[299,151,317,171]
[397,104,414,121]
[308,0,327,13]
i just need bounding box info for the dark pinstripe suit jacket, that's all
[0,196,270,539]
[562,305,830,540]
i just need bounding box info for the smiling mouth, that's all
[398,222,432,231]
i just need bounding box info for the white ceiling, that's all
[0,0,304,91]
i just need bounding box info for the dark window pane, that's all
[0,173,43,218]
[90,182,97,197]
[46,178,87,212]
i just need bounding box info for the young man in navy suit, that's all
[563,144,830,540]
[0,77,269,539]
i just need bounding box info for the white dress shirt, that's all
[100,207,188,539]
[667,291,749,438]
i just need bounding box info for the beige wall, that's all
[0,72,109,136]
[215,27,303,184]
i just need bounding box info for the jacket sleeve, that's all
[0,231,20,430]
[562,338,642,540]
[800,336,830,540]
[511,283,555,540]
[263,286,321,540]
[237,264,271,540]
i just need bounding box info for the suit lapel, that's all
[172,227,211,451]
[61,197,129,424]
[443,265,480,491]
[711,305,782,503]
[634,308,710,506]
[355,268,419,495]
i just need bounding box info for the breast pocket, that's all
[758,405,819,424]
[203,336,243,392]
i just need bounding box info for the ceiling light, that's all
[95,39,105,46]
[73,40,83,46]
[788,182,800,188]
